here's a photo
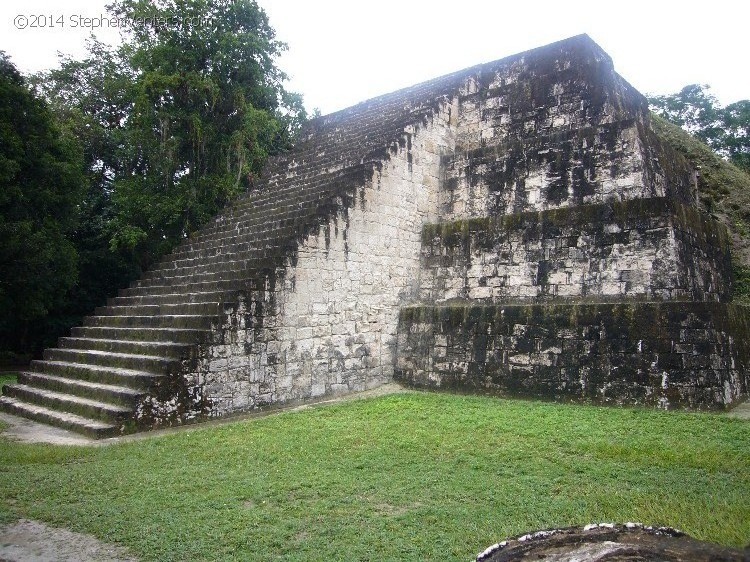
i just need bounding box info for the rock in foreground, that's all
[476,523,749,561]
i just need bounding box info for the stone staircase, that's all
[0,289,226,437]
[0,53,464,437]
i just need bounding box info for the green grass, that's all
[0,373,17,388]
[0,392,748,561]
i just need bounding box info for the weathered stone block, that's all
[396,302,750,409]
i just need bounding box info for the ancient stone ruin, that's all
[475,523,749,561]
[1,35,748,437]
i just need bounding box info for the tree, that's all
[0,53,84,359]
[51,0,301,316]
[648,85,750,174]
[721,100,750,173]
[38,0,305,272]
[24,41,145,353]
[2,0,305,361]
[107,0,305,266]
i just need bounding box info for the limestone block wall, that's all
[418,198,733,304]
[388,36,748,411]
[396,302,750,409]
[441,122,666,219]
[441,44,694,219]
[136,35,748,420]
[454,40,625,152]
[193,102,456,416]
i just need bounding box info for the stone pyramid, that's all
[2,35,747,437]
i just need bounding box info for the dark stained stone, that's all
[476,523,749,562]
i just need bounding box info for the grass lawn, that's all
[0,373,17,388]
[0,391,748,561]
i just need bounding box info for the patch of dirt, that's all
[727,400,750,420]
[0,413,97,447]
[374,501,423,517]
[0,519,136,562]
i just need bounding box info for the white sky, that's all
[1,0,747,115]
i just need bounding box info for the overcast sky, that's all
[1,0,747,115]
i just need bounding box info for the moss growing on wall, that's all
[734,265,750,305]
[396,302,750,409]
[650,114,750,302]
[423,198,729,252]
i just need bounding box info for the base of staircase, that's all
[0,397,120,439]
[0,382,409,445]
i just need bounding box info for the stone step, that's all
[145,249,297,278]
[163,242,289,264]
[70,326,209,344]
[17,371,143,408]
[223,196,325,219]
[0,396,120,439]
[170,219,272,252]
[144,255,253,276]
[173,209,330,256]
[191,175,353,232]
[142,257,279,281]
[224,169,364,215]
[175,220,302,251]
[120,283,254,300]
[129,279,263,297]
[30,360,162,389]
[3,384,131,424]
[43,348,177,374]
[165,182,359,259]
[94,302,223,317]
[82,314,214,329]
[58,337,189,358]
[155,259,275,278]
[164,232,282,260]
[95,303,160,316]
[132,269,251,289]
[119,279,243,297]
[108,289,237,307]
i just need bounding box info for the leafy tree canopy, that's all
[0,52,84,356]
[37,0,305,269]
[648,84,749,174]
[2,0,305,360]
